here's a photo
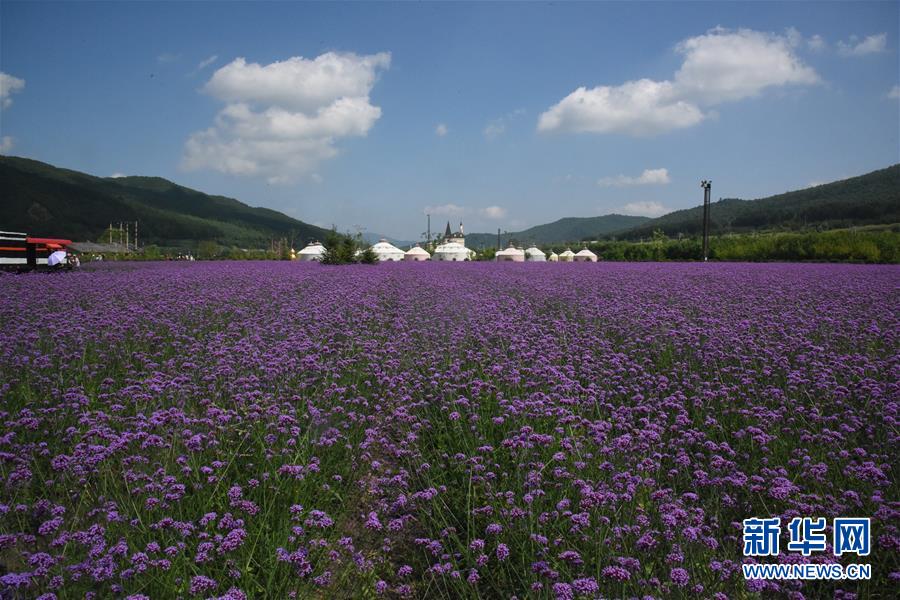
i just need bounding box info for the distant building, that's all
[0,231,73,270]
[370,239,405,261]
[404,244,430,261]
[548,251,559,262]
[573,248,598,262]
[524,246,546,262]
[297,241,326,261]
[433,221,474,261]
[495,243,525,262]
[558,248,576,262]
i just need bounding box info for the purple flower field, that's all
[0,261,897,599]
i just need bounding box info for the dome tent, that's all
[558,248,575,262]
[548,252,559,262]
[370,239,405,261]
[298,241,326,262]
[404,244,431,261]
[573,248,598,262]
[432,241,474,261]
[495,243,525,262]
[524,246,546,262]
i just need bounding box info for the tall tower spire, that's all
[459,221,464,236]
[444,221,452,239]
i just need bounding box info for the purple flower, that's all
[670,567,690,587]
[365,511,383,531]
[190,575,218,596]
[552,583,574,600]
[602,565,630,581]
[572,577,599,595]
[496,543,510,561]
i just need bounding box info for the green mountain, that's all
[466,214,650,248]
[0,156,331,248]
[612,164,900,240]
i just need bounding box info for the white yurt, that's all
[524,246,546,262]
[558,248,576,262]
[548,252,559,262]
[574,248,598,262]
[432,241,474,261]
[404,244,431,261]
[298,241,327,262]
[370,239,405,261]
[495,244,525,262]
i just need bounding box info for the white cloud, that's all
[888,85,900,100]
[785,27,803,48]
[204,53,390,112]
[0,72,25,109]
[424,203,467,217]
[480,206,507,219]
[619,201,670,218]
[196,55,218,71]
[538,27,819,136]
[808,34,827,52]
[483,108,525,140]
[183,51,390,183]
[435,123,448,137]
[598,168,671,187]
[673,28,820,104]
[837,33,887,57]
[157,52,181,64]
[423,204,507,219]
[538,80,704,136]
[483,121,505,140]
[0,136,14,154]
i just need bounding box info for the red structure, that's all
[0,231,73,270]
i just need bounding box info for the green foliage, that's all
[549,227,899,263]
[0,156,331,249]
[708,228,900,263]
[476,247,497,261]
[320,229,379,265]
[139,245,163,260]
[357,245,378,264]
[197,240,222,260]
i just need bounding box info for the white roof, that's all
[496,246,525,257]
[371,239,405,258]
[298,242,326,255]
[405,245,430,256]
[559,248,576,257]
[433,241,474,260]
[434,241,468,252]
[525,246,546,257]
[575,248,597,258]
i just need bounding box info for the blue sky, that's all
[1,1,898,240]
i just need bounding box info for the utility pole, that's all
[701,180,712,261]
[134,221,138,250]
[125,221,129,251]
[427,214,431,246]
[497,228,501,250]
